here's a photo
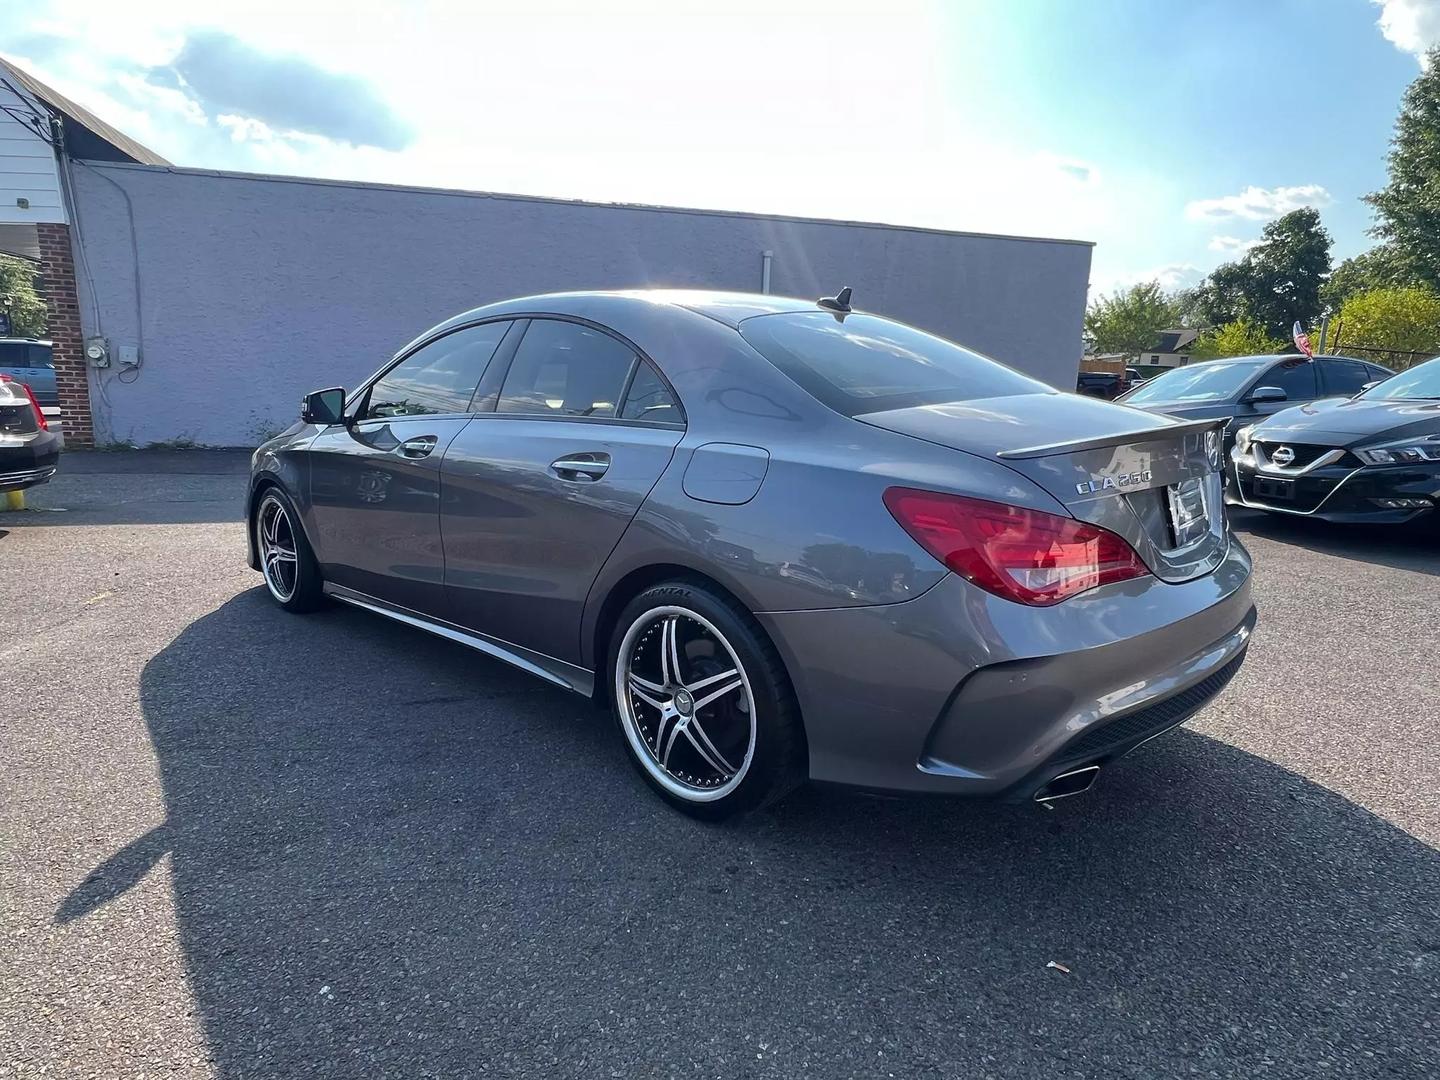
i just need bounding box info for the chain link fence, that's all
[1326,340,1435,371]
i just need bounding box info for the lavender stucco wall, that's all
[71,162,1091,446]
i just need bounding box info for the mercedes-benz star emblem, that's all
[1271,445,1296,467]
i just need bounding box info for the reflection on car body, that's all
[1228,355,1440,524]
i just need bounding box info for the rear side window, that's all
[365,321,510,419]
[0,344,50,368]
[621,362,682,423]
[737,311,1046,415]
[1258,358,1317,400]
[1318,358,1371,395]
[497,320,635,419]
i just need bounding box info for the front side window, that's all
[365,322,510,420]
[1258,358,1317,400]
[497,320,635,419]
[1317,358,1370,396]
[737,311,1046,416]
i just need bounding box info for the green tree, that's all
[1321,246,1411,313]
[1168,285,1211,328]
[1189,318,1286,360]
[1186,208,1332,337]
[1187,261,1249,327]
[1365,45,1440,288]
[0,255,47,337]
[1333,287,1440,367]
[1083,281,1179,356]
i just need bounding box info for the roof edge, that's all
[0,57,170,166]
[74,160,1096,248]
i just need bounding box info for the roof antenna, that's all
[817,286,852,314]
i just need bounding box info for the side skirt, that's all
[323,583,595,697]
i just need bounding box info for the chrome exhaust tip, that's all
[1034,765,1101,803]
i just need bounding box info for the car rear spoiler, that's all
[995,417,1226,460]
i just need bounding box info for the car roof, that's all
[0,338,52,346]
[1174,353,1386,368]
[417,289,837,346]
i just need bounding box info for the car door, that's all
[1316,357,1373,398]
[440,318,686,664]
[306,320,515,614]
[1237,357,1319,426]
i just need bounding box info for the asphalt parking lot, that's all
[2,451,1437,1079]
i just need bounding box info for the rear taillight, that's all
[883,487,1150,606]
[22,382,47,431]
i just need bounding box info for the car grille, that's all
[1058,652,1245,762]
[1253,442,1337,469]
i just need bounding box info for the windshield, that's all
[1363,357,1440,400]
[1121,361,1262,404]
[737,311,1047,416]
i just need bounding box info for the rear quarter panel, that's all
[580,412,1071,669]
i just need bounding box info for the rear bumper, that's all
[1227,452,1440,524]
[0,430,61,492]
[758,538,1255,797]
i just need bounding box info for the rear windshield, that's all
[1121,361,1261,404]
[737,311,1047,415]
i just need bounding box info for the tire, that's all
[252,487,325,613]
[607,579,805,820]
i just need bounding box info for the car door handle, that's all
[550,453,610,481]
[396,436,438,458]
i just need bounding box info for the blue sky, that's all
[2,0,1436,297]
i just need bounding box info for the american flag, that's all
[1292,321,1314,358]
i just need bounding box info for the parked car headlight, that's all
[1232,425,1254,455]
[1355,441,1440,465]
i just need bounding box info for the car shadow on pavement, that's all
[60,589,1440,1078]
[1230,507,1438,576]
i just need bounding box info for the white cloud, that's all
[0,0,1136,249]
[1035,153,1099,186]
[1373,0,1440,67]
[1093,263,1202,295]
[1184,184,1332,222]
[1208,234,1260,254]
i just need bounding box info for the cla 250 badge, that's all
[1075,469,1152,495]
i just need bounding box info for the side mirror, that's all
[1360,380,1382,392]
[301,386,346,425]
[1246,385,1288,404]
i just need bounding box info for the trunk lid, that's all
[860,392,1228,583]
[0,379,40,439]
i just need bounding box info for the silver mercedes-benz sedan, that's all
[247,289,1255,818]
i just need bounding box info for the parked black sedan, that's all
[0,375,60,493]
[1116,354,1394,451]
[1227,356,1440,524]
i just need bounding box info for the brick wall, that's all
[36,222,92,446]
